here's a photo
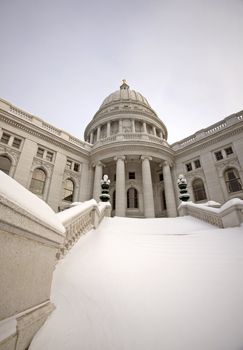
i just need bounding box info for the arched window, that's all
[224,168,242,193]
[30,168,46,195]
[63,179,74,202]
[112,190,116,210]
[192,178,207,202]
[127,188,138,209]
[0,155,12,175]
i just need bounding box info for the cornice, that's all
[174,124,243,159]
[90,139,175,159]
[0,111,90,159]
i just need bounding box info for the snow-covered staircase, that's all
[30,216,243,350]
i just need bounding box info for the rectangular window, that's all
[129,172,135,179]
[36,147,44,158]
[114,174,116,181]
[12,137,22,149]
[194,159,201,169]
[215,151,223,161]
[73,163,80,172]
[66,160,72,169]
[46,151,54,162]
[159,173,164,182]
[1,132,10,144]
[186,163,192,172]
[225,147,233,156]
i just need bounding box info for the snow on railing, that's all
[56,199,111,259]
[178,199,243,228]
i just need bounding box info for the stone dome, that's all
[99,80,151,109]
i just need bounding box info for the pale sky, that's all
[0,0,243,143]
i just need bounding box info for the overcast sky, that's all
[0,0,243,143]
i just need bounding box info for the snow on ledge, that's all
[0,171,65,234]
[179,198,243,214]
[57,200,111,226]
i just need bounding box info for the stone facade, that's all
[0,81,243,217]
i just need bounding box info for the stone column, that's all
[141,156,155,217]
[114,156,126,216]
[90,132,94,144]
[93,161,103,202]
[153,126,157,136]
[107,122,111,137]
[143,122,147,133]
[97,126,101,141]
[163,161,177,217]
[159,131,163,139]
[132,119,135,133]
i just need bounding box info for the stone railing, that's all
[96,132,164,146]
[0,171,65,350]
[172,110,243,150]
[56,200,111,259]
[178,199,243,228]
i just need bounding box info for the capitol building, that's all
[0,80,243,217]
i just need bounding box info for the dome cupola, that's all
[84,81,168,144]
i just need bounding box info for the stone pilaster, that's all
[119,120,123,133]
[153,126,156,136]
[93,161,103,202]
[143,122,147,133]
[163,161,177,217]
[114,156,126,216]
[141,156,155,217]
[90,132,93,144]
[107,122,111,137]
[97,126,101,141]
[132,119,135,133]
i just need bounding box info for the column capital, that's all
[141,155,152,162]
[92,160,105,168]
[163,160,174,168]
[114,155,126,162]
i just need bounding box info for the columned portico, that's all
[93,161,103,202]
[114,156,126,216]
[141,156,155,217]
[163,161,177,217]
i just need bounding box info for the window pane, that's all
[194,159,201,169]
[66,160,72,169]
[1,133,10,144]
[46,151,53,162]
[12,137,22,149]
[37,147,44,158]
[129,172,135,179]
[127,188,138,208]
[193,179,207,202]
[30,168,46,195]
[215,151,223,161]
[225,147,233,156]
[186,163,192,172]
[63,179,74,202]
[0,155,11,174]
[74,163,80,172]
[224,168,242,193]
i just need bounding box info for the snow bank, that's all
[29,216,243,350]
[0,171,65,234]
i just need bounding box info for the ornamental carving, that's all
[0,145,20,163]
[64,169,81,180]
[32,157,54,172]
[215,157,239,170]
[185,168,205,179]
[122,119,132,133]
